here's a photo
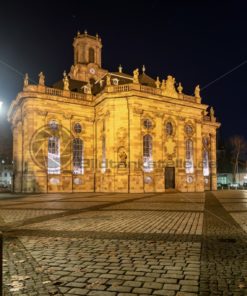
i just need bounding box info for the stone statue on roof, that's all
[194,85,201,98]
[161,79,166,90]
[164,75,178,98]
[106,74,111,86]
[133,68,139,84]
[63,71,69,91]
[38,72,45,86]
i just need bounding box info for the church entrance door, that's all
[165,167,175,189]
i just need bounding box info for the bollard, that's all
[0,231,2,296]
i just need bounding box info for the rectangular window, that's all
[48,137,60,174]
[185,139,194,174]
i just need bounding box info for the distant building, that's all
[8,32,220,193]
[217,172,247,185]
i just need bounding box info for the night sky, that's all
[0,0,247,153]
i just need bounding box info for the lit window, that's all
[203,137,209,148]
[49,120,58,131]
[48,136,60,174]
[185,124,193,135]
[185,139,194,174]
[74,123,82,134]
[166,122,173,136]
[73,138,84,174]
[203,149,210,176]
[143,134,153,172]
[143,119,152,129]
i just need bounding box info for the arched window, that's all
[102,135,106,173]
[203,149,209,176]
[185,124,193,136]
[48,136,60,174]
[185,139,194,174]
[143,134,153,172]
[73,138,84,174]
[166,122,173,136]
[89,48,95,63]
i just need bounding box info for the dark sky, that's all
[0,0,247,145]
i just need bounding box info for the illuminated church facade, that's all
[8,31,220,193]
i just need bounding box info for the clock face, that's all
[89,67,96,75]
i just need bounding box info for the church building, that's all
[8,31,220,193]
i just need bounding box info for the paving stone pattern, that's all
[0,191,247,295]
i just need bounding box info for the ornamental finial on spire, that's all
[24,73,29,88]
[155,77,161,88]
[210,107,215,118]
[177,82,183,94]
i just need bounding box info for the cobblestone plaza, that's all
[1,191,247,295]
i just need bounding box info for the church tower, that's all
[69,30,107,82]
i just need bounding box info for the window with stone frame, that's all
[185,139,194,174]
[203,149,210,176]
[202,137,210,176]
[48,136,60,174]
[143,134,153,172]
[185,124,193,135]
[166,122,173,136]
[73,138,84,174]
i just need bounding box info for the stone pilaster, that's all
[195,121,204,192]
[210,133,217,190]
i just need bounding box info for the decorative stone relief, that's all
[63,113,72,119]
[133,107,143,115]
[164,138,176,157]
[162,75,178,98]
[117,127,127,146]
[118,147,127,168]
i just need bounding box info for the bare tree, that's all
[230,135,247,183]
